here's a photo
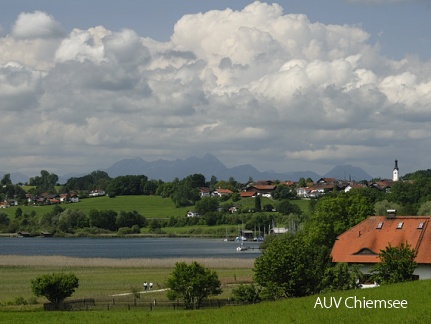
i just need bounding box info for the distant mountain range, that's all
[0,154,373,184]
[104,154,372,183]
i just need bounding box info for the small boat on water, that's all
[236,241,248,251]
[236,222,248,251]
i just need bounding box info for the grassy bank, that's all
[1,265,430,323]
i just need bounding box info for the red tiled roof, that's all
[216,188,233,194]
[240,192,256,197]
[331,216,431,264]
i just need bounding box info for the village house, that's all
[331,210,431,280]
[212,188,233,197]
[186,211,200,218]
[239,191,257,198]
[198,187,211,197]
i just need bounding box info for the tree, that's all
[167,261,222,309]
[253,233,328,299]
[89,209,118,231]
[29,170,59,194]
[417,201,431,216]
[371,242,417,284]
[277,200,301,215]
[58,209,89,232]
[195,197,219,215]
[0,212,10,227]
[320,263,362,292]
[297,177,307,187]
[1,173,11,186]
[116,210,146,228]
[305,190,374,247]
[31,272,79,305]
[254,194,262,212]
[374,200,401,216]
[272,184,295,200]
[65,170,111,191]
[149,218,163,233]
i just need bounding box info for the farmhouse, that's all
[244,183,275,196]
[331,210,431,280]
[213,188,233,196]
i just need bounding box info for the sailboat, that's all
[236,223,248,251]
[236,240,247,251]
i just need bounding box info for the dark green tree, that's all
[106,175,149,196]
[195,197,219,215]
[58,209,89,232]
[31,272,79,305]
[171,181,200,207]
[320,263,362,292]
[253,233,328,299]
[272,184,294,200]
[116,210,146,228]
[0,173,11,186]
[65,170,111,191]
[0,212,10,228]
[297,177,307,187]
[89,209,118,231]
[29,170,59,194]
[167,261,222,309]
[305,190,374,247]
[371,242,417,284]
[277,199,301,215]
[255,194,262,212]
[15,207,23,218]
[149,218,162,233]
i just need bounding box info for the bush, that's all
[231,284,261,304]
[31,272,79,305]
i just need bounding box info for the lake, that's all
[0,237,262,259]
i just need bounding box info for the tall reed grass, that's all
[0,255,254,268]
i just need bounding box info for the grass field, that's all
[2,196,191,221]
[3,194,310,222]
[1,255,430,324]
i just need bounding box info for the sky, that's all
[0,0,430,180]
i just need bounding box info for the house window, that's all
[418,222,424,229]
[353,248,377,255]
[376,222,383,229]
[396,222,404,229]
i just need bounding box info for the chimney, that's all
[386,209,397,219]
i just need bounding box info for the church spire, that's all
[393,159,399,182]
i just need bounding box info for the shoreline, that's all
[0,255,255,268]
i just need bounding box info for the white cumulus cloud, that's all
[0,1,429,178]
[11,11,64,39]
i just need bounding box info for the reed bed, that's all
[0,255,254,269]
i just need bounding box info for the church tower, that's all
[392,159,399,182]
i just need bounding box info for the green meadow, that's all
[1,257,430,324]
[2,195,294,220]
[2,195,191,220]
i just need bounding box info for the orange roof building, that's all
[331,212,431,279]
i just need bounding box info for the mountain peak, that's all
[105,154,321,182]
[324,165,372,181]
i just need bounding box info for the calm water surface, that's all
[0,237,261,259]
